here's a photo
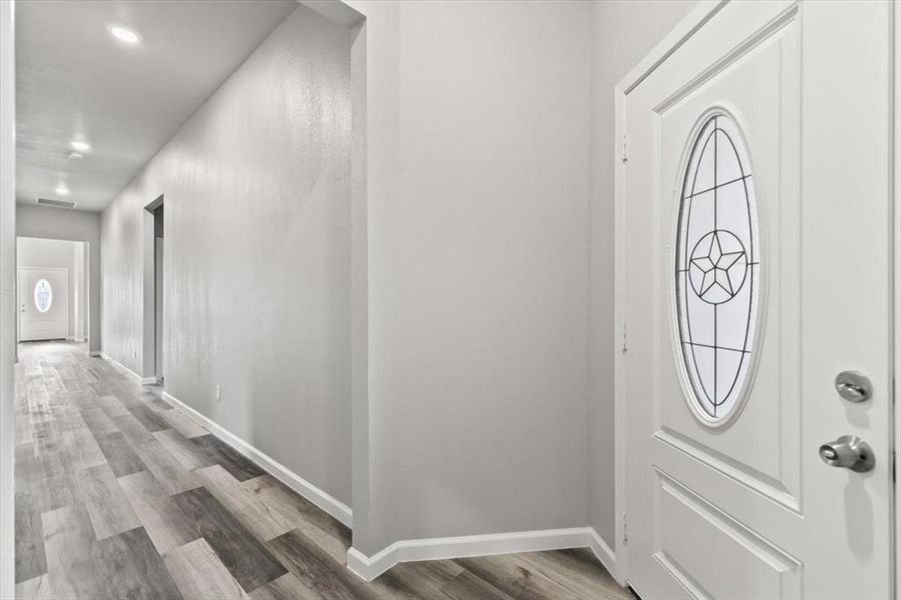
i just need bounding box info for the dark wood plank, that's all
[92,526,183,600]
[127,403,170,433]
[160,408,208,438]
[172,486,287,592]
[113,411,156,447]
[390,560,515,600]
[96,431,147,477]
[15,489,47,584]
[266,529,385,600]
[242,475,350,563]
[119,470,201,554]
[456,553,583,599]
[131,437,201,495]
[192,434,266,481]
[249,572,313,600]
[196,465,290,541]
[518,549,631,600]
[153,428,218,471]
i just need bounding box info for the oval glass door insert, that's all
[34,278,53,313]
[675,112,760,425]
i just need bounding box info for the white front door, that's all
[621,1,894,598]
[18,267,68,342]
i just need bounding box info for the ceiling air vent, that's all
[36,198,77,209]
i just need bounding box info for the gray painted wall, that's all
[100,5,353,506]
[0,1,14,595]
[588,0,698,547]
[345,0,594,554]
[17,237,87,340]
[16,204,101,354]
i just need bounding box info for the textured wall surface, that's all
[16,204,101,353]
[0,1,15,595]
[344,0,593,554]
[101,5,353,506]
[589,0,698,547]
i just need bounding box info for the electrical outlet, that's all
[216,385,222,401]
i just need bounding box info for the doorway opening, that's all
[144,195,164,383]
[16,236,89,345]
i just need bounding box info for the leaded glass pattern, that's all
[675,113,760,423]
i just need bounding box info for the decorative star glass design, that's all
[34,279,52,313]
[689,230,748,305]
[675,113,760,424]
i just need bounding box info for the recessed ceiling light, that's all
[69,152,83,160]
[108,25,142,45]
[70,140,91,153]
[55,184,70,196]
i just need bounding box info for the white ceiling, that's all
[16,0,298,212]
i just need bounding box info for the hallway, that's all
[14,341,627,599]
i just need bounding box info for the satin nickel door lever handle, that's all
[819,435,875,473]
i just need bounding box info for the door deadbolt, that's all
[834,370,872,403]
[819,435,875,473]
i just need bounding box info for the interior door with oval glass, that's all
[620,1,894,598]
[18,267,68,342]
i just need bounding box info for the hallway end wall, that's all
[16,237,88,341]
[100,5,353,507]
[16,204,101,354]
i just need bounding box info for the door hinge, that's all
[622,512,628,544]
[621,135,628,163]
[621,321,628,354]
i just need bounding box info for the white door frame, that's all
[892,0,900,594]
[612,0,901,590]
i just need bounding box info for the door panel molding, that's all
[655,428,798,512]
[655,469,801,600]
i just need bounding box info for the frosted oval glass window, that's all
[675,113,760,425]
[34,279,53,313]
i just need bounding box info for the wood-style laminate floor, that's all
[15,341,629,599]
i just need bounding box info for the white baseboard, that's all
[586,528,618,583]
[99,352,158,384]
[100,352,142,381]
[67,336,86,342]
[88,351,101,357]
[347,526,616,583]
[161,390,353,529]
